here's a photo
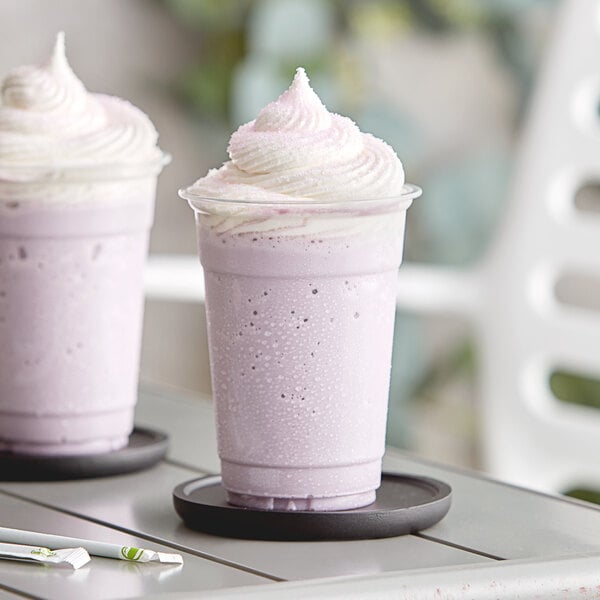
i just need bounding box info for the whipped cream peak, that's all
[253,68,331,133]
[2,33,100,133]
[49,32,67,72]
[0,32,164,176]
[47,32,80,81]
[184,66,406,205]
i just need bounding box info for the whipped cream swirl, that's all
[0,33,163,175]
[184,68,405,202]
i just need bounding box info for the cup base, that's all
[226,489,376,511]
[0,435,128,457]
[0,408,133,456]
[220,457,382,511]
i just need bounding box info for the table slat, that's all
[383,449,600,559]
[0,589,28,600]
[0,493,267,599]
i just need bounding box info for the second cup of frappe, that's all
[0,34,168,456]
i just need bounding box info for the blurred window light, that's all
[554,270,600,313]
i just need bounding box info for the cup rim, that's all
[179,183,422,212]
[0,152,171,183]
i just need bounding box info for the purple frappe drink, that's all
[0,34,168,455]
[181,69,419,510]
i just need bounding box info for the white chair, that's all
[144,0,600,494]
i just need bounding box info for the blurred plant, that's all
[411,339,476,403]
[565,488,600,505]
[161,0,253,122]
[550,371,600,411]
[160,0,556,127]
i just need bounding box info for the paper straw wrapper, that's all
[0,527,183,564]
[0,542,90,569]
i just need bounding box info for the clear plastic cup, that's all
[182,185,421,510]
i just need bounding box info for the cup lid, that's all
[180,183,422,214]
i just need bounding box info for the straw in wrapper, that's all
[0,542,90,569]
[0,527,183,564]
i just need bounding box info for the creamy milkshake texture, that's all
[0,33,166,455]
[181,68,419,510]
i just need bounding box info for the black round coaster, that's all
[0,427,168,481]
[173,472,451,541]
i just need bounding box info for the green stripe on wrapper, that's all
[121,546,144,561]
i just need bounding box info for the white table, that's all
[0,385,599,599]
